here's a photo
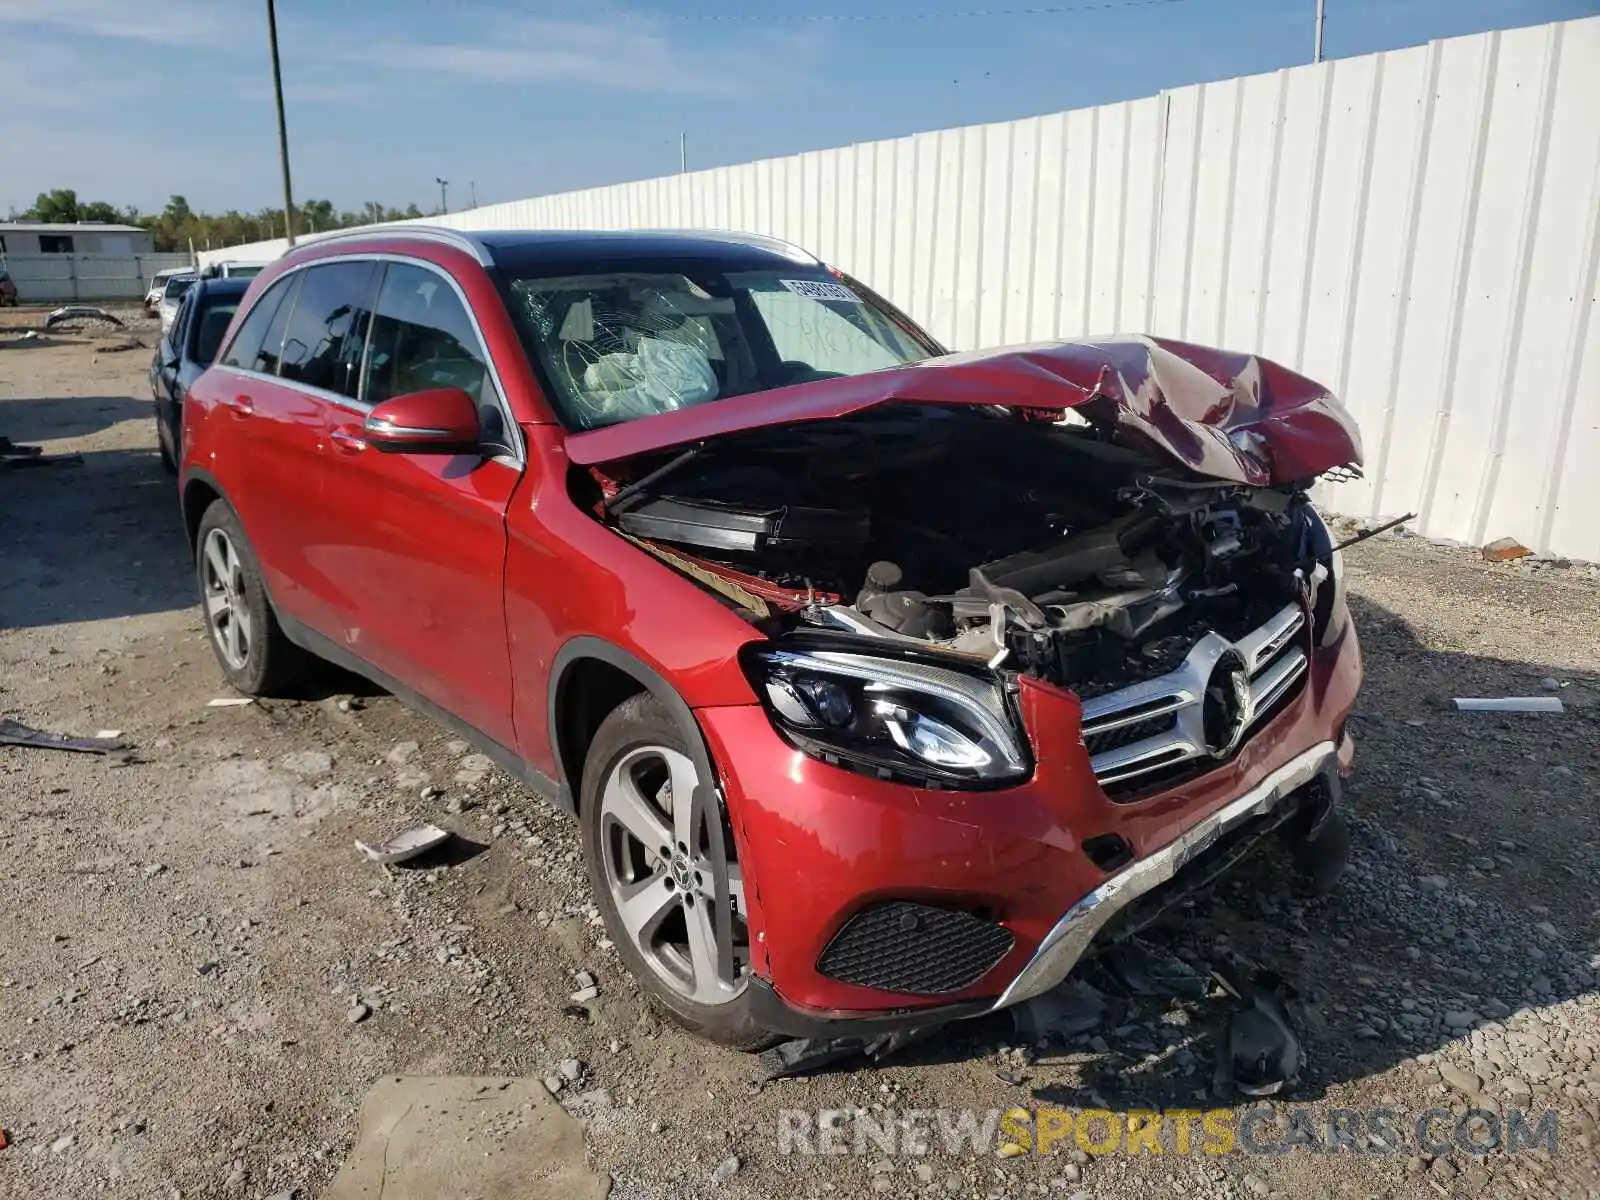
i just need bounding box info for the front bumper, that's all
[993,739,1336,1009]
[697,617,1361,1029]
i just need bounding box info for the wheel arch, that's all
[548,637,718,809]
[180,468,226,557]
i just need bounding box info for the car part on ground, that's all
[43,305,125,331]
[0,717,126,754]
[1212,968,1303,1098]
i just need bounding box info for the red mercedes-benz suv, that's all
[179,226,1362,1048]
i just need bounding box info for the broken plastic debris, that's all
[758,1026,939,1080]
[1101,940,1208,1000]
[0,717,127,754]
[1453,697,1564,714]
[355,824,452,866]
[1010,978,1121,1043]
[1212,969,1302,1098]
[207,697,255,708]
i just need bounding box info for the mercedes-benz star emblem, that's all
[1201,649,1254,758]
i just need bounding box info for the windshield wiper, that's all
[600,444,704,513]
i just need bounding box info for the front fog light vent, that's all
[817,901,1014,996]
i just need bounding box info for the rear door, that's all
[207,268,339,634]
[314,258,522,749]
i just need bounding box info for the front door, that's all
[312,258,521,751]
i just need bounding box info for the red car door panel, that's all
[206,271,334,631]
[308,258,520,749]
[316,445,521,747]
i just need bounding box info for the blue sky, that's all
[2,0,1594,217]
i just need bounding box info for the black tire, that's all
[1290,808,1350,897]
[194,499,310,696]
[580,692,780,1051]
[155,409,177,474]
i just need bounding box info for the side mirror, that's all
[363,387,482,455]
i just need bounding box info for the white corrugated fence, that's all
[204,16,1600,561]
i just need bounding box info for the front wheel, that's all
[581,692,779,1050]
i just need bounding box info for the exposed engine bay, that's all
[585,402,1341,695]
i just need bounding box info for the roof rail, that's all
[293,224,493,266]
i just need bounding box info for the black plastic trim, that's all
[745,977,995,1038]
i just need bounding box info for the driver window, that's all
[364,263,491,405]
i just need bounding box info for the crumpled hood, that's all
[563,334,1363,486]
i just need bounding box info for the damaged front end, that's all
[575,337,1361,793]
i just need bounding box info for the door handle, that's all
[229,394,255,418]
[329,427,367,454]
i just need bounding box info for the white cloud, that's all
[0,0,247,47]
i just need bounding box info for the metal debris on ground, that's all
[1453,696,1564,714]
[1010,978,1123,1043]
[0,717,127,754]
[206,696,255,707]
[42,305,125,331]
[758,1026,941,1080]
[355,824,453,866]
[1212,968,1302,1098]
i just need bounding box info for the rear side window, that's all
[221,276,297,373]
[194,301,241,365]
[168,293,193,358]
[278,262,378,399]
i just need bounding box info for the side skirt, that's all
[278,613,574,816]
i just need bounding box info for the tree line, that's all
[13,189,429,253]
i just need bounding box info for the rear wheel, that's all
[195,500,310,696]
[581,693,779,1050]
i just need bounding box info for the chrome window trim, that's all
[214,250,524,464]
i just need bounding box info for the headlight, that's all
[743,646,1031,789]
[1304,507,1349,647]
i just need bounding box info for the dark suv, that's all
[180,226,1363,1048]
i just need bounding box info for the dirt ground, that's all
[2,332,1598,1200]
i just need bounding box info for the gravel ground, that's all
[2,337,1597,1200]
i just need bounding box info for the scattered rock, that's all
[1243,1175,1271,1198]
[712,1154,741,1184]
[558,1058,584,1081]
[347,1003,371,1025]
[49,1133,76,1154]
[1443,1011,1479,1030]
[1481,536,1531,562]
[1439,1061,1482,1095]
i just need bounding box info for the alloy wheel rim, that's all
[201,528,252,671]
[598,744,747,1006]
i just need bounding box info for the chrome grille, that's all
[1080,603,1309,797]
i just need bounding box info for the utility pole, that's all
[680,131,687,174]
[436,177,450,215]
[266,0,297,245]
[470,180,478,209]
[1313,0,1326,63]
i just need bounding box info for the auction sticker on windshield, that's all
[780,279,862,303]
